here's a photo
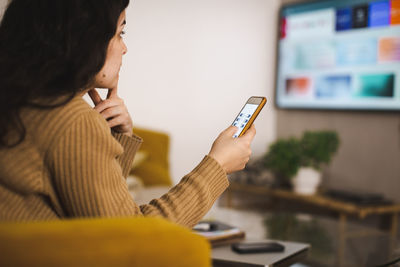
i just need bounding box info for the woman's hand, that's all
[88,86,133,136]
[208,125,256,174]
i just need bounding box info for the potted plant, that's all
[264,131,339,194]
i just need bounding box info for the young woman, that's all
[0,0,256,227]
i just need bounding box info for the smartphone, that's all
[231,242,285,254]
[232,96,266,138]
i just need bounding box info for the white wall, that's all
[117,0,279,183]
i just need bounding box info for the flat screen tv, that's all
[276,0,400,111]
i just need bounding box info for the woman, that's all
[0,0,256,227]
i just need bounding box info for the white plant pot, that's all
[291,167,321,195]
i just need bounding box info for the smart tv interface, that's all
[276,0,400,110]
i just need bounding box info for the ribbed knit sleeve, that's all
[140,155,229,228]
[49,111,140,217]
[111,131,143,178]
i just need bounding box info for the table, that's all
[225,182,400,267]
[212,240,309,267]
[203,206,309,267]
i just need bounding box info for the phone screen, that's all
[232,103,259,138]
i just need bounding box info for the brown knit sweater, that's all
[0,96,229,227]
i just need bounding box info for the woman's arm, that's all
[79,88,255,226]
[49,110,227,227]
[111,131,143,177]
[140,155,228,228]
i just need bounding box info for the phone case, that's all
[231,242,285,254]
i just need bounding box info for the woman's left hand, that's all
[88,86,133,136]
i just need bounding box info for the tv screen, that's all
[276,0,400,111]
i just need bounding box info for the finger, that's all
[99,106,123,120]
[107,85,118,99]
[88,89,102,105]
[241,124,256,141]
[107,116,124,128]
[93,98,121,113]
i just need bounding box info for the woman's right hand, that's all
[208,125,256,174]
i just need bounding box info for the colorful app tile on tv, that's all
[337,39,377,66]
[285,77,313,98]
[336,8,352,31]
[353,4,369,28]
[315,75,352,99]
[379,37,400,62]
[391,0,400,25]
[369,0,390,27]
[354,74,395,98]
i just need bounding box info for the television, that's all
[275,0,400,111]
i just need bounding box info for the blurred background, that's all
[119,0,400,204]
[1,0,400,266]
[120,0,400,206]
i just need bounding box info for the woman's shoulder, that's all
[52,95,104,124]
[41,95,106,127]
[22,95,110,150]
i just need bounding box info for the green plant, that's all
[263,138,302,181]
[301,131,339,170]
[264,131,339,183]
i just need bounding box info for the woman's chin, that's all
[110,75,119,88]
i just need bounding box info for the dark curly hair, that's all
[0,0,129,148]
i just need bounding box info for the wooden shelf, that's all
[228,182,400,219]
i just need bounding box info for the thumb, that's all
[107,86,118,99]
[240,124,256,142]
[224,125,239,136]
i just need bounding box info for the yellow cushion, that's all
[0,217,211,267]
[131,151,148,170]
[131,127,172,186]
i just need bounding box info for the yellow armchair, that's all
[0,217,211,267]
[131,127,172,187]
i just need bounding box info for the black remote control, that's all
[231,242,285,254]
